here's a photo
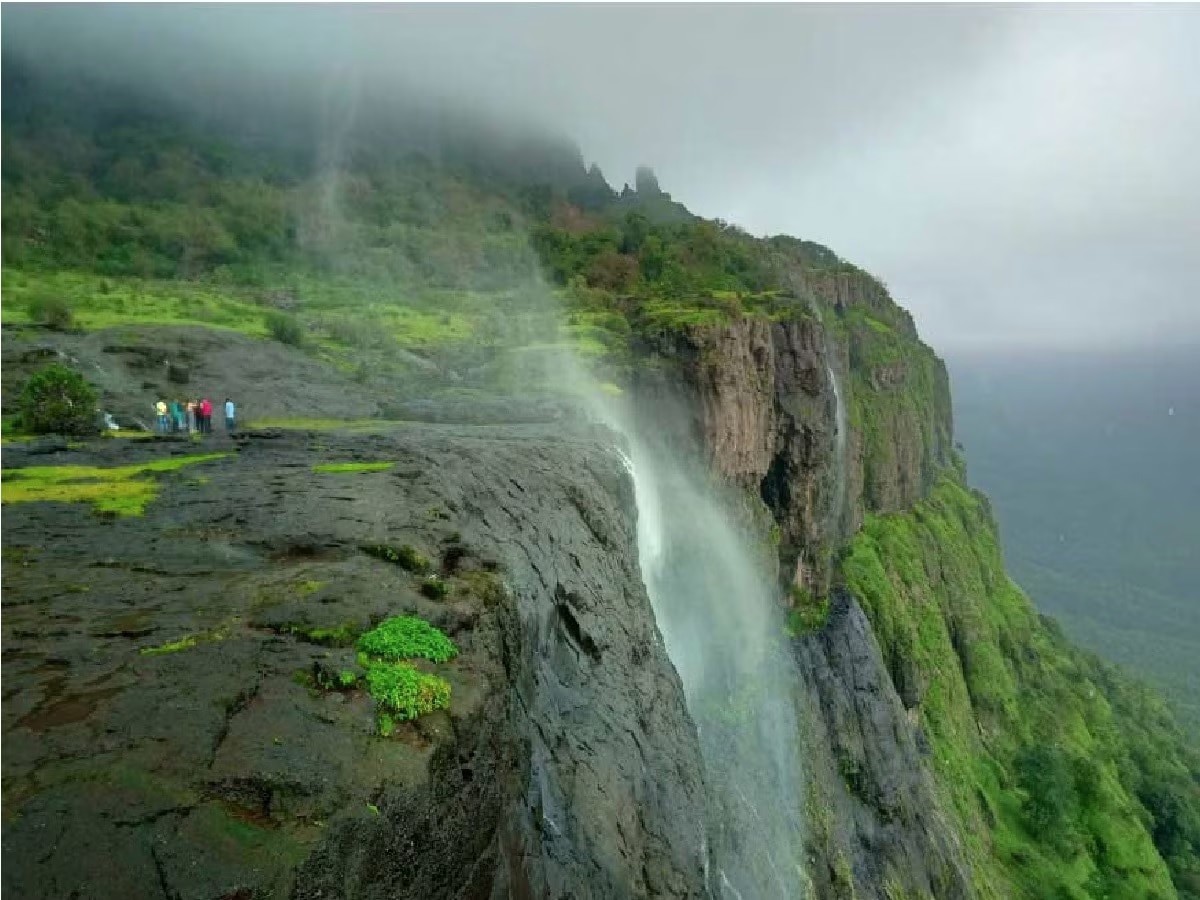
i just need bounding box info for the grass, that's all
[2,452,229,516]
[364,663,451,724]
[139,635,198,656]
[1,269,269,336]
[357,616,457,664]
[1,269,492,354]
[312,461,393,474]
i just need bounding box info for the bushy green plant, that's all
[364,662,451,722]
[27,293,73,329]
[17,364,97,436]
[786,586,831,636]
[265,310,304,346]
[357,615,457,663]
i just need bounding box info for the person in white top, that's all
[224,398,236,433]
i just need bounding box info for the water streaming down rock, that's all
[614,417,808,899]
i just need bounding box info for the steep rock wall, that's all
[630,284,968,900]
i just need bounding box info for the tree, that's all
[1014,744,1084,856]
[18,363,97,436]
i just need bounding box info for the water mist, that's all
[599,392,808,899]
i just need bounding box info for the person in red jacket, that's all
[199,397,213,434]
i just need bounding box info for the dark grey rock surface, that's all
[792,591,974,900]
[2,424,709,899]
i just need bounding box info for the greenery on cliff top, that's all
[842,474,1200,899]
[1,56,899,383]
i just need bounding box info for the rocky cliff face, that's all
[631,279,953,595]
[795,592,973,900]
[1,424,709,900]
[629,274,970,900]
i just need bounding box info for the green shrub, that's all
[265,310,304,346]
[357,615,457,663]
[27,293,73,330]
[17,364,97,436]
[786,586,831,636]
[419,576,449,600]
[364,662,451,723]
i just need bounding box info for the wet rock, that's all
[793,592,974,900]
[2,424,709,899]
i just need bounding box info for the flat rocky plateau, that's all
[2,423,709,900]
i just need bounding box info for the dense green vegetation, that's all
[842,474,1200,899]
[357,616,458,664]
[354,616,458,730]
[1,57,883,388]
[17,363,97,435]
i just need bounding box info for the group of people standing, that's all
[155,397,236,435]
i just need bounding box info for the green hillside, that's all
[844,473,1200,899]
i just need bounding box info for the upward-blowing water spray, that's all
[611,406,808,899]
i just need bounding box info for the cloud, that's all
[5,3,1197,350]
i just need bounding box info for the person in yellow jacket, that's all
[155,400,169,434]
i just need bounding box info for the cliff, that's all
[631,265,1199,900]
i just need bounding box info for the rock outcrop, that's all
[1,425,709,899]
[629,281,967,900]
[793,592,973,900]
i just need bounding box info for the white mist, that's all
[611,405,808,899]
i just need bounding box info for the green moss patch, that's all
[139,635,199,656]
[312,461,393,474]
[2,453,229,516]
[357,616,457,664]
[284,621,359,647]
[140,624,230,656]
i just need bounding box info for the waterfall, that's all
[827,361,848,535]
[615,423,808,899]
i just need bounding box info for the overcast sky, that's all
[7,4,1199,352]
